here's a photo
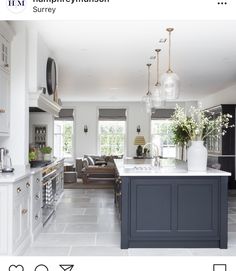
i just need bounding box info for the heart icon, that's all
[9,265,24,271]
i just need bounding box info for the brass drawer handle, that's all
[116,177,122,184]
[26,182,30,188]
[22,209,28,215]
[17,187,21,193]
[0,109,6,113]
[116,192,122,197]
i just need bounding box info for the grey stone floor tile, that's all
[84,208,115,216]
[96,233,120,246]
[32,233,96,247]
[53,214,98,224]
[42,223,66,234]
[65,223,120,233]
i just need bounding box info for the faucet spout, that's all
[143,142,160,167]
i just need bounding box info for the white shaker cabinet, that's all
[0,176,31,255]
[0,69,10,135]
[0,34,10,72]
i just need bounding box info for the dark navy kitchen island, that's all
[114,159,230,249]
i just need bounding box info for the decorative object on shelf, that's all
[171,105,234,171]
[160,28,180,100]
[134,136,146,157]
[142,63,152,114]
[84,125,88,133]
[29,148,37,162]
[34,125,47,148]
[40,146,52,161]
[136,125,141,134]
[152,49,164,108]
[46,57,57,96]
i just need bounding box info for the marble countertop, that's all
[0,158,64,184]
[114,158,231,177]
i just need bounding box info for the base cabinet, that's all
[121,176,228,249]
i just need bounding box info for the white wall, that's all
[200,84,236,109]
[29,112,54,148]
[63,101,197,158]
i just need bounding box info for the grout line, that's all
[68,246,72,256]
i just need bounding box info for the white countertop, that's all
[114,158,231,177]
[0,158,64,184]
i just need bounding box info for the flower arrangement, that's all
[171,105,234,143]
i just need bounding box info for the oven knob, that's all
[17,187,21,193]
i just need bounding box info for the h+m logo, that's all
[7,0,26,13]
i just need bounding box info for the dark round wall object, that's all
[46,57,57,95]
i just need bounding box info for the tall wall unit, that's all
[0,23,13,136]
[206,104,236,189]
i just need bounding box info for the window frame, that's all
[96,107,128,157]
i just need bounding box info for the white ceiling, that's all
[30,21,236,102]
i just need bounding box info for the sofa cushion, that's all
[87,156,95,166]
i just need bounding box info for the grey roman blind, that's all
[98,108,127,120]
[56,109,74,121]
[151,109,175,120]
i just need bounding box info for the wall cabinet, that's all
[0,69,10,135]
[0,32,10,136]
[0,34,10,72]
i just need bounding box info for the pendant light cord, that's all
[155,49,161,86]
[168,30,171,72]
[147,63,151,95]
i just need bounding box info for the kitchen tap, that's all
[143,142,160,167]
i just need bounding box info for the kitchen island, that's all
[114,159,231,249]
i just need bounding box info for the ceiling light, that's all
[142,63,152,114]
[160,28,180,100]
[152,49,164,108]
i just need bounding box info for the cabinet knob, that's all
[26,182,30,188]
[0,109,5,113]
[35,194,40,200]
[4,64,9,68]
[116,192,122,197]
[35,215,39,220]
[116,178,122,184]
[21,209,28,215]
[36,178,40,183]
[17,187,21,193]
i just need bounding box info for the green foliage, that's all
[29,151,37,161]
[40,146,52,154]
[63,123,73,155]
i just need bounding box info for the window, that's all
[54,109,74,159]
[54,120,74,158]
[98,120,126,156]
[151,119,176,158]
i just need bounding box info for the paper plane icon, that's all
[59,265,74,271]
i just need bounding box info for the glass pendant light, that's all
[152,49,164,108]
[160,28,180,100]
[142,63,152,114]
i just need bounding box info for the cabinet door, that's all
[0,35,10,72]
[12,195,30,251]
[0,69,9,134]
[130,178,219,239]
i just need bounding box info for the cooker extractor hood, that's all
[29,91,62,117]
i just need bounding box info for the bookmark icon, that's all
[59,265,74,271]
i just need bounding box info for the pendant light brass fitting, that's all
[166,28,174,32]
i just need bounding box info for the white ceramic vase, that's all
[187,141,208,172]
[43,153,51,161]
